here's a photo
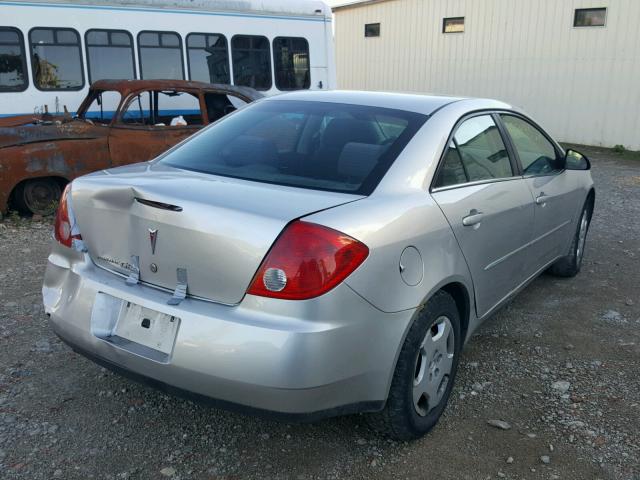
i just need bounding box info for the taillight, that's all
[54,183,82,249]
[247,221,369,300]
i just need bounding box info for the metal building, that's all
[332,0,640,149]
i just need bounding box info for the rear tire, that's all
[549,200,592,278]
[13,178,62,216]
[367,290,462,440]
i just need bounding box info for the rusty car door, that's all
[108,89,205,166]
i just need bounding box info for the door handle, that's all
[535,193,548,206]
[462,210,484,227]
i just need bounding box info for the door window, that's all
[120,90,202,126]
[501,115,561,175]
[435,115,513,187]
[273,37,310,90]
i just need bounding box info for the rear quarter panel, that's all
[304,191,475,316]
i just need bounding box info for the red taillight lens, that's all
[247,221,369,300]
[54,184,81,248]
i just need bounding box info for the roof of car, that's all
[89,79,263,101]
[270,90,512,116]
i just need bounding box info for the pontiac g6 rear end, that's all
[43,91,594,440]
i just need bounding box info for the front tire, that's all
[549,200,592,277]
[368,290,462,440]
[13,178,62,216]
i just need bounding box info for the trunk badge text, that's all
[148,228,158,255]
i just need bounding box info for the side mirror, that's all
[563,149,591,170]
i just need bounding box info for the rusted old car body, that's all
[0,79,261,215]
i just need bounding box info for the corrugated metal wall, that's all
[334,0,640,149]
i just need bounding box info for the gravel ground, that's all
[1,146,639,480]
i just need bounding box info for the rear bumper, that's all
[42,242,415,418]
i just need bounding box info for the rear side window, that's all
[501,115,560,175]
[186,33,230,84]
[138,31,184,80]
[231,35,271,90]
[120,90,202,126]
[29,27,84,90]
[160,100,427,195]
[0,28,28,91]
[85,29,135,83]
[436,115,512,187]
[273,37,310,90]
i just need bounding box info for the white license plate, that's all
[113,301,180,355]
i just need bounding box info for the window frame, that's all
[136,30,185,80]
[442,17,465,34]
[230,34,273,91]
[430,110,521,193]
[573,7,607,28]
[497,112,565,179]
[364,23,381,38]
[28,26,85,92]
[84,29,136,84]
[0,27,29,92]
[272,36,311,91]
[185,32,230,84]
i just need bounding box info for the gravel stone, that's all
[487,419,511,430]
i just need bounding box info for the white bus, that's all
[0,0,335,117]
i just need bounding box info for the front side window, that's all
[29,28,84,90]
[273,37,310,91]
[186,33,229,84]
[86,29,135,83]
[574,8,606,27]
[160,100,427,195]
[437,115,512,187]
[138,31,184,79]
[501,115,561,175]
[0,28,28,91]
[80,90,122,124]
[231,35,271,91]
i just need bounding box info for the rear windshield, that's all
[159,99,427,195]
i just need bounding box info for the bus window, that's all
[187,33,230,84]
[86,29,135,83]
[138,31,184,80]
[231,35,271,91]
[29,28,84,90]
[273,37,310,91]
[0,28,28,92]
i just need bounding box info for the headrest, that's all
[338,142,387,181]
[221,135,278,166]
[323,118,379,148]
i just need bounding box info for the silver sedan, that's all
[43,91,594,440]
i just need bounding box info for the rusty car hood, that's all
[0,120,103,149]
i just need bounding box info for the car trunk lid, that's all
[71,163,363,305]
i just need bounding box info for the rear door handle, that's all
[535,193,548,205]
[462,210,484,227]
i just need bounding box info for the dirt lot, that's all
[1,146,639,480]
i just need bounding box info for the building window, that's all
[273,37,310,91]
[0,27,28,91]
[231,35,272,91]
[364,23,380,37]
[138,31,184,80]
[29,27,84,90]
[574,8,606,27]
[85,29,135,83]
[186,33,230,84]
[443,17,465,33]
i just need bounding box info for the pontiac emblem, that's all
[148,228,158,255]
